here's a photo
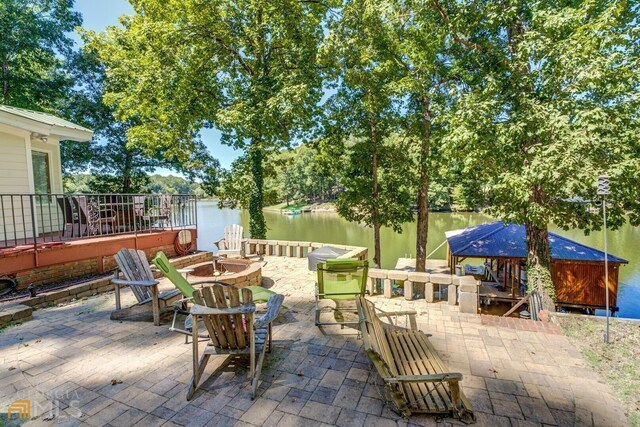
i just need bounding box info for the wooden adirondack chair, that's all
[214,224,247,258]
[110,248,181,325]
[188,283,284,400]
[151,251,278,342]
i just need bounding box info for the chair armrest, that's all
[111,279,159,287]
[255,293,284,329]
[213,239,226,250]
[172,296,193,306]
[191,302,256,315]
[385,373,463,383]
[190,280,232,287]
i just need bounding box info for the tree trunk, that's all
[2,61,8,102]
[373,222,381,269]
[248,143,267,239]
[415,91,431,272]
[525,221,555,311]
[370,112,381,268]
[122,150,133,193]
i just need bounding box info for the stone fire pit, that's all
[189,258,262,288]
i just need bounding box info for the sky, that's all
[71,0,243,173]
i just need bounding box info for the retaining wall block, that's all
[448,284,458,305]
[425,282,434,303]
[429,274,452,285]
[383,278,393,298]
[368,277,376,295]
[368,269,389,279]
[407,272,430,283]
[404,280,413,300]
[44,289,70,302]
[387,270,408,281]
[458,292,478,314]
[459,280,479,293]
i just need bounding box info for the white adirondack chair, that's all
[214,224,247,258]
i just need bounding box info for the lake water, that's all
[196,201,640,319]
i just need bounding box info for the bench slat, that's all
[396,332,448,412]
[386,329,429,411]
[401,330,452,411]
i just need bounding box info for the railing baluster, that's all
[1,196,7,248]
[29,195,38,256]
[10,196,17,247]
[20,196,28,246]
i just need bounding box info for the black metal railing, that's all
[0,193,197,249]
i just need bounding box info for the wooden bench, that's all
[356,297,475,423]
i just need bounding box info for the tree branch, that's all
[212,36,255,76]
[432,0,483,52]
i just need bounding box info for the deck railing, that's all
[0,193,197,249]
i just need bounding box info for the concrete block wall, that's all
[365,268,480,313]
[245,239,368,261]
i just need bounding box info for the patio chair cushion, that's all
[246,285,277,303]
[152,252,196,298]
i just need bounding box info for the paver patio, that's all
[0,256,628,426]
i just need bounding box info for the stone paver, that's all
[0,256,629,426]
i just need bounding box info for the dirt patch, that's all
[556,315,640,426]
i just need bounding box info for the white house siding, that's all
[0,130,66,244]
[0,129,30,193]
[0,128,33,244]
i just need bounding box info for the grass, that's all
[556,315,640,426]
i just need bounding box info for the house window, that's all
[32,151,51,194]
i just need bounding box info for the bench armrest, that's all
[375,307,418,330]
[385,373,463,383]
[112,279,159,287]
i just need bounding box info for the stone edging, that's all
[244,239,368,261]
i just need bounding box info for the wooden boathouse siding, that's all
[553,261,620,309]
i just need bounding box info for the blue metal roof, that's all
[445,222,627,263]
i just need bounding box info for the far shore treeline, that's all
[2,0,639,308]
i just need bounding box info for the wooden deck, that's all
[0,228,197,288]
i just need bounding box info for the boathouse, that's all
[445,222,628,311]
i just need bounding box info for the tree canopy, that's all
[441,0,640,305]
[0,0,81,110]
[87,0,331,237]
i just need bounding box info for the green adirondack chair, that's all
[315,258,368,328]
